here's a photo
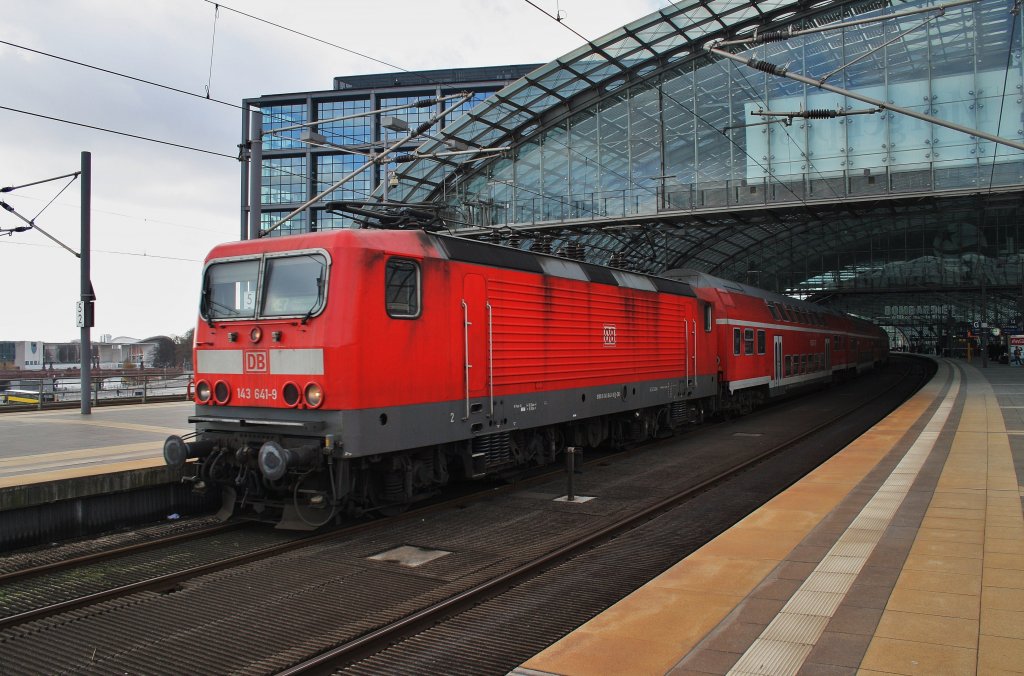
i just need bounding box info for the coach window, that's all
[385,258,421,318]
[744,328,754,355]
[757,329,766,354]
[785,355,792,376]
[766,302,781,321]
[733,328,741,355]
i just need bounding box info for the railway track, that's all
[0,459,584,630]
[0,357,931,675]
[283,356,934,675]
[0,520,302,630]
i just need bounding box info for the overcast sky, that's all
[0,0,665,343]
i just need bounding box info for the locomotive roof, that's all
[664,268,844,317]
[430,233,696,298]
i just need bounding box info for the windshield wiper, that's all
[200,288,214,327]
[301,275,325,325]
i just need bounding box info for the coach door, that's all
[774,335,783,385]
[462,274,492,419]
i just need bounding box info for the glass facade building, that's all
[241,65,539,237]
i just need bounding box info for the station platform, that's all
[0,401,191,509]
[515,357,1024,675]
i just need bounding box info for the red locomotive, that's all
[164,229,888,527]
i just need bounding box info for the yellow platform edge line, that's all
[521,361,952,676]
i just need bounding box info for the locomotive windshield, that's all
[261,253,328,318]
[202,259,259,320]
[201,252,328,321]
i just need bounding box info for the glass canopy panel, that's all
[506,86,548,107]
[515,139,542,224]
[568,109,600,219]
[629,81,663,215]
[577,63,626,85]
[630,20,686,48]
[543,125,570,221]
[597,92,631,214]
[533,68,580,90]
[663,63,697,199]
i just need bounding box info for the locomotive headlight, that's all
[250,326,263,343]
[195,380,212,403]
[214,380,231,405]
[304,382,324,408]
[282,382,300,407]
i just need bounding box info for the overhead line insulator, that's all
[748,58,788,76]
[750,31,791,44]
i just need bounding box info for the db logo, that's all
[244,350,269,373]
[603,324,617,347]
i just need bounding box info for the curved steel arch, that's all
[381,0,1024,346]
[392,0,850,205]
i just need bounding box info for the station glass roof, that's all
[383,0,1024,348]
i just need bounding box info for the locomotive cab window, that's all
[202,258,259,320]
[704,303,713,332]
[385,258,421,318]
[262,253,328,318]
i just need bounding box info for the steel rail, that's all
[278,358,932,674]
[0,520,245,586]
[0,443,610,631]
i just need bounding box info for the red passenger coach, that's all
[165,229,885,527]
[667,270,888,415]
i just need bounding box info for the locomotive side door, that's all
[461,273,491,419]
[774,335,783,385]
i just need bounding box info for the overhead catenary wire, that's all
[0,105,236,159]
[205,3,220,98]
[520,0,589,42]
[0,239,203,263]
[202,0,439,87]
[0,39,370,148]
[1,193,231,234]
